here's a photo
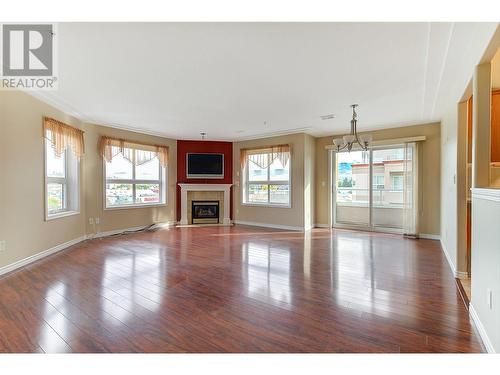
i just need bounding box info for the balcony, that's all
[335,188,404,229]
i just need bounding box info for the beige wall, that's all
[0,91,177,270]
[0,91,86,269]
[315,122,441,236]
[83,123,177,236]
[233,133,310,229]
[0,91,440,272]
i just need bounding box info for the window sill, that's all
[46,210,80,221]
[241,202,291,209]
[104,202,167,211]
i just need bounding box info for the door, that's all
[333,150,371,228]
[333,144,415,233]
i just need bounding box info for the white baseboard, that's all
[0,221,177,278]
[439,239,470,278]
[440,239,458,277]
[314,223,330,228]
[469,303,496,353]
[89,225,149,239]
[0,235,86,277]
[233,220,303,231]
[88,221,177,239]
[419,233,440,240]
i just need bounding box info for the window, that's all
[45,133,80,219]
[373,175,385,190]
[243,150,291,206]
[104,148,166,208]
[391,174,404,191]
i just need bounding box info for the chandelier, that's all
[332,104,372,152]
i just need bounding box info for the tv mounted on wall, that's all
[186,153,224,179]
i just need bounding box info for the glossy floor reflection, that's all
[0,226,483,353]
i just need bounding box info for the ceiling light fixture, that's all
[332,104,372,152]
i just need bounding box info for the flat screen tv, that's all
[187,153,224,179]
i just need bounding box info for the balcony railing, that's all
[336,187,404,208]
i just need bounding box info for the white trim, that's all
[45,210,80,221]
[104,203,167,211]
[233,127,313,142]
[469,303,496,353]
[419,233,441,240]
[176,223,232,228]
[89,222,177,239]
[44,136,81,221]
[440,239,458,277]
[0,236,86,278]
[241,202,291,209]
[233,220,303,231]
[440,239,471,278]
[241,149,292,208]
[314,223,330,228]
[103,152,168,210]
[178,183,232,225]
[471,188,500,202]
[0,222,180,278]
[90,225,149,239]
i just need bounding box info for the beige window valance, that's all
[240,144,291,169]
[99,136,169,167]
[43,117,85,158]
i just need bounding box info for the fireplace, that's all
[191,201,219,224]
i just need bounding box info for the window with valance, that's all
[43,117,84,219]
[240,144,291,207]
[99,136,169,208]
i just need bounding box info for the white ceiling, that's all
[33,22,498,141]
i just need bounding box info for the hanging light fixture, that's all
[332,104,372,152]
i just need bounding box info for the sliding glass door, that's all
[334,150,371,227]
[333,144,416,234]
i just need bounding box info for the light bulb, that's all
[333,138,344,148]
[343,134,355,144]
[360,134,373,147]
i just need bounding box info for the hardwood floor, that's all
[0,225,483,353]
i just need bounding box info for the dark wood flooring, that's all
[0,225,483,353]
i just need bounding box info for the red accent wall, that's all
[176,140,233,221]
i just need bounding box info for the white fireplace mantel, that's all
[178,183,232,225]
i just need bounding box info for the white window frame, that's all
[103,148,167,210]
[373,175,385,190]
[44,138,80,221]
[391,174,404,191]
[242,150,291,208]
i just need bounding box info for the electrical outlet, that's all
[89,217,94,225]
[0,240,5,253]
[95,217,100,225]
[487,289,493,309]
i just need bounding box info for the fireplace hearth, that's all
[191,201,219,224]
